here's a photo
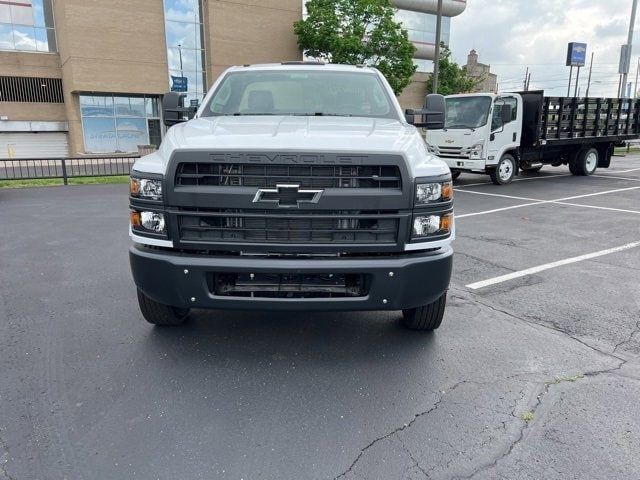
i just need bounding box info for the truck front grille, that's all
[175,163,402,189]
[435,146,471,159]
[177,209,400,245]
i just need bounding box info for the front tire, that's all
[451,170,462,180]
[137,289,190,326]
[570,148,598,176]
[401,293,447,331]
[490,154,516,185]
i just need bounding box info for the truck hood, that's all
[134,116,448,178]
[426,128,487,149]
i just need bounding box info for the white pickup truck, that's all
[426,91,639,185]
[128,63,455,331]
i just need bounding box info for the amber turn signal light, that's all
[442,182,453,201]
[130,178,139,196]
[440,213,453,233]
[130,211,141,227]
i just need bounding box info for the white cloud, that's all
[449,0,639,97]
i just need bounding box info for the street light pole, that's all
[432,0,443,94]
[621,0,638,94]
[178,43,184,79]
[585,52,594,98]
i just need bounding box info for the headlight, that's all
[130,211,166,234]
[130,177,163,200]
[412,213,453,238]
[415,181,453,205]
[469,142,484,159]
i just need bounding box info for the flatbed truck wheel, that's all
[137,289,190,326]
[402,293,447,331]
[570,148,598,176]
[489,154,516,185]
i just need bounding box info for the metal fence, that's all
[0,156,139,184]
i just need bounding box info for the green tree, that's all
[294,0,417,94]
[426,44,482,95]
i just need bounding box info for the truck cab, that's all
[128,63,454,331]
[426,93,523,185]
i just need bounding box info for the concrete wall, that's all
[205,0,302,83]
[52,0,170,153]
[398,72,429,110]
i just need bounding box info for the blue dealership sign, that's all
[566,42,587,67]
[171,75,188,92]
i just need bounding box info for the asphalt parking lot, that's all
[1,155,639,480]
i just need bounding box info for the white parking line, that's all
[456,168,640,188]
[459,173,570,187]
[555,202,640,215]
[466,241,640,290]
[455,186,640,219]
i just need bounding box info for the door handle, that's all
[513,133,517,142]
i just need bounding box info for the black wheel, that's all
[401,293,447,331]
[489,154,516,185]
[451,170,462,180]
[520,164,543,173]
[570,148,598,176]
[137,289,190,326]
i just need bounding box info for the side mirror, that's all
[404,110,415,125]
[424,94,445,130]
[501,104,512,125]
[405,94,446,130]
[162,92,197,127]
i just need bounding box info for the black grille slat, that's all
[175,163,401,189]
[177,209,400,245]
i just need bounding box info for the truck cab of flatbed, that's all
[128,63,455,331]
[426,91,638,185]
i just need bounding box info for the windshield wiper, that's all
[231,112,278,116]
[292,112,355,117]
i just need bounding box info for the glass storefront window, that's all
[163,0,207,104]
[0,0,57,53]
[80,94,162,153]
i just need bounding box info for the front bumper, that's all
[130,245,453,312]
[442,158,487,171]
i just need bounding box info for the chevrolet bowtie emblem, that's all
[252,184,323,208]
[445,139,455,144]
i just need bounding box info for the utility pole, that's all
[621,0,638,95]
[432,0,443,94]
[635,57,640,98]
[526,72,531,91]
[523,67,529,91]
[585,52,594,97]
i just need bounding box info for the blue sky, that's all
[449,0,640,97]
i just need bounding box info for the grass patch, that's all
[614,146,640,155]
[549,374,584,385]
[522,411,534,423]
[0,175,129,189]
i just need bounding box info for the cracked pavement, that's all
[0,158,639,479]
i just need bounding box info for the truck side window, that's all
[492,97,517,130]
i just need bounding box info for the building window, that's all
[163,0,207,105]
[0,0,57,53]
[395,11,451,73]
[80,94,162,153]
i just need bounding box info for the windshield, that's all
[444,96,492,129]
[201,70,398,120]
